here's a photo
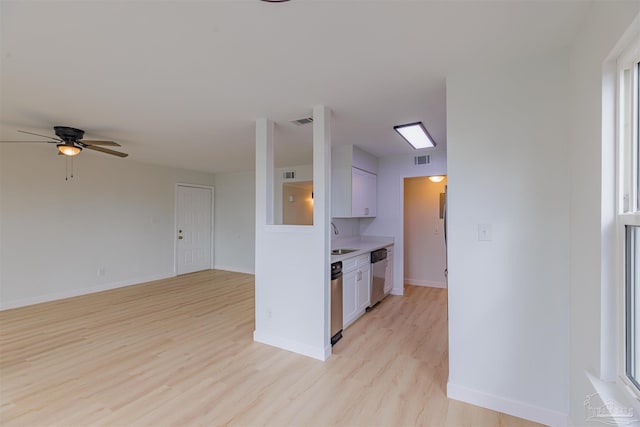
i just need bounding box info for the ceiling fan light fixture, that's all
[394,121,436,149]
[57,144,82,156]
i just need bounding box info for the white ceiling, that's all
[0,0,589,173]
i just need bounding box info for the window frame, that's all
[625,222,640,391]
[618,36,640,396]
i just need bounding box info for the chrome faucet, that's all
[331,222,339,235]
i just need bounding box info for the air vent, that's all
[414,155,430,165]
[290,117,314,126]
[283,171,295,179]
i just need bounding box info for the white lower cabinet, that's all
[356,263,371,313]
[342,254,371,329]
[342,270,358,327]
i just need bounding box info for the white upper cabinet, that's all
[332,145,378,218]
[351,145,378,174]
[351,168,376,217]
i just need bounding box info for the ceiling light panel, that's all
[394,122,435,149]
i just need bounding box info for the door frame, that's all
[174,183,215,275]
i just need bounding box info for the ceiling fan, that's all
[0,126,128,157]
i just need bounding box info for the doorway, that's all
[176,184,214,275]
[403,176,447,288]
[282,180,314,225]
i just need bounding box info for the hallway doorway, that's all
[403,175,447,288]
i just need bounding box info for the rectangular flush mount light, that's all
[393,122,436,149]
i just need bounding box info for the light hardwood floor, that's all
[0,270,543,427]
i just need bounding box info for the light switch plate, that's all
[478,224,492,241]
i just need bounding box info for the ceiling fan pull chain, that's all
[64,156,75,180]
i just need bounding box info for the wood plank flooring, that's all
[0,270,543,426]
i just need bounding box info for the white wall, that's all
[567,3,640,425]
[404,176,447,288]
[446,54,570,425]
[213,170,256,274]
[360,150,447,295]
[0,144,215,309]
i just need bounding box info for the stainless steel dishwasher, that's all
[368,248,388,310]
[330,261,343,346]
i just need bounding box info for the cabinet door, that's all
[356,264,371,312]
[363,172,377,217]
[342,270,358,328]
[352,168,377,217]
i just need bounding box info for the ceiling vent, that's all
[283,171,295,179]
[414,155,430,165]
[290,117,314,126]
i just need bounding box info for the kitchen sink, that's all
[331,249,358,255]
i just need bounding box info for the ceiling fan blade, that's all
[0,140,56,143]
[17,130,61,141]
[85,145,128,157]
[81,140,121,147]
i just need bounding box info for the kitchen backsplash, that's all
[331,218,360,240]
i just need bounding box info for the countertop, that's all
[330,236,394,263]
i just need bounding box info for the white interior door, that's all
[176,185,213,275]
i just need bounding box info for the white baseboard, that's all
[214,264,255,275]
[253,330,329,361]
[390,286,404,296]
[0,273,175,311]
[405,278,447,288]
[447,381,568,427]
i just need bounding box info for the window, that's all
[620,39,640,392]
[626,224,640,388]
[637,62,640,212]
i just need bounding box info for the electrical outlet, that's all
[478,224,492,241]
[267,308,272,319]
[98,268,106,277]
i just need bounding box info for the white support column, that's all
[254,107,333,361]
[255,118,274,227]
[313,105,332,347]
